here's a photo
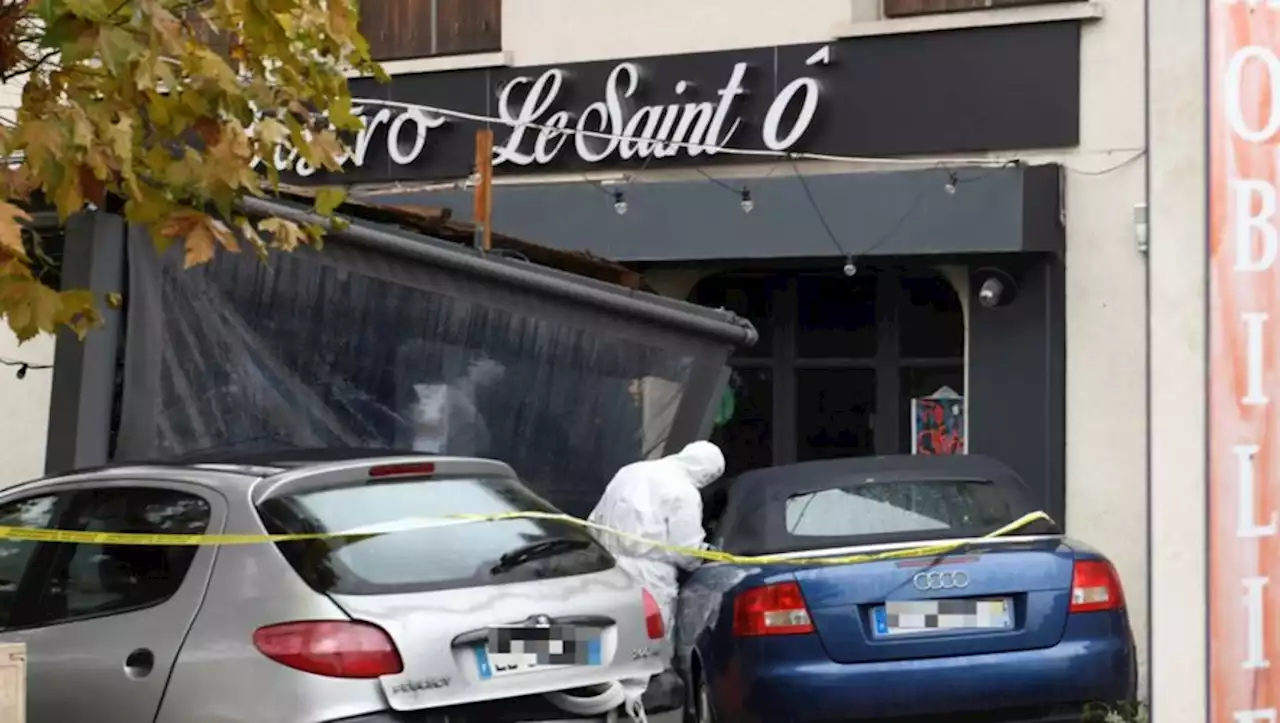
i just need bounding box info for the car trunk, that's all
[325,570,663,711]
[791,538,1077,664]
[255,470,668,711]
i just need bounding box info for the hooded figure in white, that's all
[587,441,726,638]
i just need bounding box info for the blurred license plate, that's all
[873,598,1012,636]
[475,625,603,680]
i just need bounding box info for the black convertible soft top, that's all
[707,454,1058,556]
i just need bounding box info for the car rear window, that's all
[257,476,614,595]
[784,479,1015,540]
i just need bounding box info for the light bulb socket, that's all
[943,170,959,195]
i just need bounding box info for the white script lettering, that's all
[249,103,449,176]
[495,58,820,167]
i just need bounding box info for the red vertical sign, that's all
[1210,2,1280,721]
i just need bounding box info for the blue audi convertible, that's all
[673,455,1136,723]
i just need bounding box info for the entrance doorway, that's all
[691,268,965,479]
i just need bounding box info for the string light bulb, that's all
[613,190,628,215]
[464,166,481,188]
[740,188,754,214]
[843,258,857,277]
[943,171,958,195]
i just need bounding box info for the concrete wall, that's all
[1059,0,1150,697]
[1147,0,1207,718]
[0,329,53,488]
[432,0,1148,689]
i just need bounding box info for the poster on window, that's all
[911,387,965,456]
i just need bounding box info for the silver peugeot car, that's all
[0,450,675,722]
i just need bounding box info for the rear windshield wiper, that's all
[490,537,591,575]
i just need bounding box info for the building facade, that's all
[338,0,1152,691]
[0,0,1161,703]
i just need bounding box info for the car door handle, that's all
[124,648,154,679]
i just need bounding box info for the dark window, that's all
[690,276,774,359]
[361,0,501,61]
[0,496,59,627]
[33,489,211,625]
[796,276,878,359]
[711,368,773,478]
[259,476,614,595]
[784,479,1013,540]
[690,268,963,472]
[797,369,877,461]
[900,275,964,359]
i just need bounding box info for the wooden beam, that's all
[473,128,494,252]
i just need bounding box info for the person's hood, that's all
[671,441,726,489]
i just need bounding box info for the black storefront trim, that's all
[279,20,1082,185]
[375,164,1065,263]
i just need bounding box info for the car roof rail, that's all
[251,455,517,505]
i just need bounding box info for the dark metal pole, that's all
[44,211,127,474]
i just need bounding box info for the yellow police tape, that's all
[0,509,1055,566]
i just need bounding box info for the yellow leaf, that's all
[55,289,101,339]
[314,186,346,216]
[4,281,61,342]
[15,119,63,170]
[0,202,31,261]
[0,0,374,337]
[184,218,217,269]
[307,130,346,171]
[105,292,123,310]
[108,117,133,163]
[212,218,241,253]
[328,1,354,38]
[258,217,310,252]
[255,117,289,146]
[156,210,202,240]
[54,174,85,220]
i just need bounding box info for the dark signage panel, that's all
[270,21,1080,185]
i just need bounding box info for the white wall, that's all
[1147,0,1207,718]
[1059,0,1150,696]
[479,0,1151,687]
[0,329,52,488]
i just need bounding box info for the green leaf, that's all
[0,0,374,339]
[314,186,346,216]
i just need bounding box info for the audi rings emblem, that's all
[912,570,970,591]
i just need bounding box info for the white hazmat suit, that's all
[587,441,726,638]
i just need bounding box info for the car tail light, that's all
[1070,560,1125,613]
[732,581,814,637]
[642,589,665,639]
[368,461,436,478]
[253,621,404,678]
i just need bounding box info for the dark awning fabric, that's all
[364,164,1065,263]
[114,197,756,517]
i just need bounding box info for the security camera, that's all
[973,267,1018,309]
